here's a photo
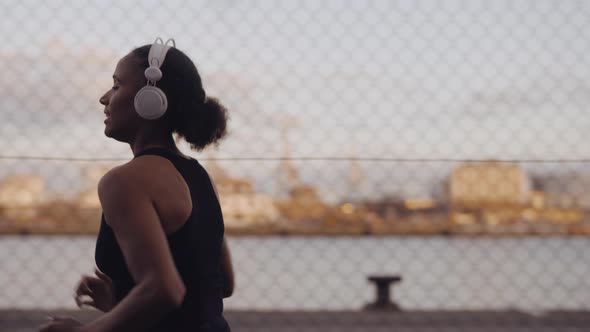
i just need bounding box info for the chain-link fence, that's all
[1,1,590,331]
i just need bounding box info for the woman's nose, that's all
[99,91,109,106]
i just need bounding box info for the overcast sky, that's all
[1,0,590,201]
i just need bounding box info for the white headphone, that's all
[134,37,176,120]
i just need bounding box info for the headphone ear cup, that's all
[134,86,168,120]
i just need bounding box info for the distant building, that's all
[533,173,590,210]
[76,165,111,209]
[361,197,443,221]
[217,179,280,225]
[77,190,101,209]
[0,175,45,207]
[276,185,328,221]
[448,162,585,229]
[83,165,112,187]
[360,198,400,222]
[450,161,531,208]
[0,175,44,222]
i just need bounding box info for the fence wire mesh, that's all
[1,0,590,331]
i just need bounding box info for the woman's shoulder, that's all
[102,154,192,193]
[102,155,172,180]
[98,155,197,199]
[97,163,138,196]
[97,160,164,215]
[97,159,154,192]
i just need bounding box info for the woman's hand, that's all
[39,316,83,332]
[74,268,116,312]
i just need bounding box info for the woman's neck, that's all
[130,133,180,157]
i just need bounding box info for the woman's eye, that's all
[112,86,119,90]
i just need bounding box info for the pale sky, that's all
[1,0,590,202]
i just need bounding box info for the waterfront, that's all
[1,235,588,311]
[2,160,590,237]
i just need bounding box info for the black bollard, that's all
[364,275,402,311]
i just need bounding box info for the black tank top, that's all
[95,148,230,331]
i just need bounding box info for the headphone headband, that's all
[147,38,175,70]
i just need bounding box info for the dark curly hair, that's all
[131,44,228,151]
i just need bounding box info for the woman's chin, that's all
[104,126,114,138]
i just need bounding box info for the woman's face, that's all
[99,54,145,142]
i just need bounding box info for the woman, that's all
[40,38,233,332]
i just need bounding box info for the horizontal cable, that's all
[0,155,589,163]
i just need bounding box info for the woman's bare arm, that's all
[80,166,186,332]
